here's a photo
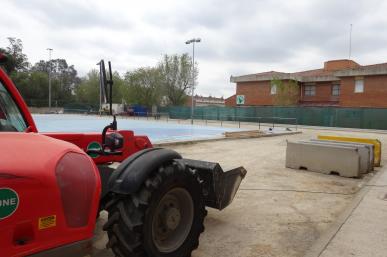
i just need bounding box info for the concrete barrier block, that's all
[317,135,381,167]
[310,139,374,172]
[286,141,361,178]
[305,140,372,173]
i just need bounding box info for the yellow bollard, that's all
[317,135,382,167]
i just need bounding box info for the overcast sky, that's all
[1,0,387,97]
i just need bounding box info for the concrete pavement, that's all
[91,127,387,257]
[92,130,363,257]
[305,167,387,257]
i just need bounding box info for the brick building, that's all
[228,60,387,108]
[185,95,225,107]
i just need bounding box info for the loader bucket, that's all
[177,159,247,210]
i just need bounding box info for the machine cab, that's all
[0,80,29,132]
[0,55,38,133]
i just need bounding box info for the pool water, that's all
[33,114,241,143]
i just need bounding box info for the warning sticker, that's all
[38,215,56,230]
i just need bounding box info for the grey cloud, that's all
[199,0,386,64]
[144,0,260,32]
[2,0,387,97]
[9,0,132,30]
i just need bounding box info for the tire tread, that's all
[104,163,206,257]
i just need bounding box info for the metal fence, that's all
[102,112,296,129]
[189,114,297,129]
[160,106,387,130]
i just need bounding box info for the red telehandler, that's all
[0,53,246,257]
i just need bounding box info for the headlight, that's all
[55,152,97,228]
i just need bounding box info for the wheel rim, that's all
[152,187,194,253]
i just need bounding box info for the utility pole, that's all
[47,48,53,109]
[349,24,353,60]
[185,38,201,125]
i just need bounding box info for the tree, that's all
[32,59,80,94]
[0,37,29,74]
[158,54,197,106]
[111,72,129,104]
[74,70,128,108]
[125,67,162,108]
[11,71,50,107]
[271,78,300,106]
[29,59,80,105]
[74,70,100,106]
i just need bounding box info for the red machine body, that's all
[0,57,151,256]
[0,133,101,257]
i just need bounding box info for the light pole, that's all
[47,48,53,109]
[185,38,201,124]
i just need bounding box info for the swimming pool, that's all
[32,114,242,143]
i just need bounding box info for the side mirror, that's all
[101,115,123,155]
[105,132,124,151]
[87,115,123,156]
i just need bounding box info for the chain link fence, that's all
[160,106,387,130]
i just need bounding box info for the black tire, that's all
[103,162,207,257]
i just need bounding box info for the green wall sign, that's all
[0,188,19,220]
[236,95,245,105]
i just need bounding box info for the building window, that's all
[304,85,316,96]
[332,84,340,96]
[270,83,277,95]
[355,79,364,93]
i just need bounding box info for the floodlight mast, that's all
[185,38,201,124]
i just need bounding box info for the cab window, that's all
[0,80,27,132]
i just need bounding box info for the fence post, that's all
[234,107,237,123]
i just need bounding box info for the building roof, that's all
[230,71,291,83]
[362,62,387,69]
[231,60,387,83]
[293,68,339,82]
[334,62,387,77]
[186,95,225,104]
[293,68,331,77]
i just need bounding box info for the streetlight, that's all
[185,38,201,124]
[47,48,53,109]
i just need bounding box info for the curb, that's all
[154,131,302,147]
